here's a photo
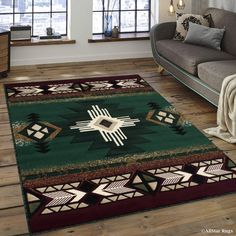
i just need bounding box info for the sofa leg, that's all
[157,65,165,75]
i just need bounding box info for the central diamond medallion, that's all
[70,105,140,147]
[92,116,119,132]
[99,119,112,128]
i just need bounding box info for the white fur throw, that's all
[204,74,236,143]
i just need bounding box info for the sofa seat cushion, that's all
[156,39,235,75]
[198,60,236,92]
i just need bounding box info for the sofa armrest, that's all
[150,22,176,42]
[150,22,176,64]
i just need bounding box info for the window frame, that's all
[93,0,151,35]
[0,0,68,37]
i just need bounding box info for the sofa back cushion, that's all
[184,22,225,51]
[205,8,236,57]
[173,13,211,41]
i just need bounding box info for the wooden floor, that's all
[0,58,235,236]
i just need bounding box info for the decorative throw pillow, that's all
[184,22,225,50]
[173,13,211,41]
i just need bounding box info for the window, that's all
[0,0,67,37]
[93,0,151,34]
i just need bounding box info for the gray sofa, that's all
[151,8,236,106]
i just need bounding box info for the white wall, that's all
[192,0,236,14]
[208,0,236,11]
[159,0,192,22]
[11,0,192,66]
[191,0,209,14]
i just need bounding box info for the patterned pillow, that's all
[173,13,211,41]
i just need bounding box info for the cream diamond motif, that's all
[32,124,42,131]
[34,131,45,140]
[19,122,61,142]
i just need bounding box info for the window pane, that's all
[120,11,135,32]
[0,0,13,13]
[15,0,32,13]
[103,11,119,30]
[104,0,119,11]
[93,12,103,34]
[15,14,32,27]
[52,0,67,11]
[111,12,119,28]
[137,11,149,31]
[33,13,50,36]
[52,13,66,34]
[34,0,50,12]
[93,0,103,11]
[0,0,67,36]
[121,0,135,10]
[0,14,13,30]
[137,0,149,10]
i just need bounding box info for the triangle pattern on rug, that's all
[27,193,40,202]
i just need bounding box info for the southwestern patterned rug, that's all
[5,75,236,233]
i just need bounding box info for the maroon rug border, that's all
[29,180,236,232]
[4,74,143,87]
[5,74,154,103]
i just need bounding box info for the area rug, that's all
[5,75,236,233]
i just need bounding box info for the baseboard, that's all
[11,51,152,66]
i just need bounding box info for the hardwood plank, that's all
[210,138,236,152]
[0,134,14,149]
[151,212,236,236]
[0,124,12,137]
[0,104,7,111]
[0,185,23,209]
[0,148,16,167]
[0,207,28,236]
[0,165,20,187]
[184,112,217,129]
[0,112,9,124]
[224,150,236,162]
